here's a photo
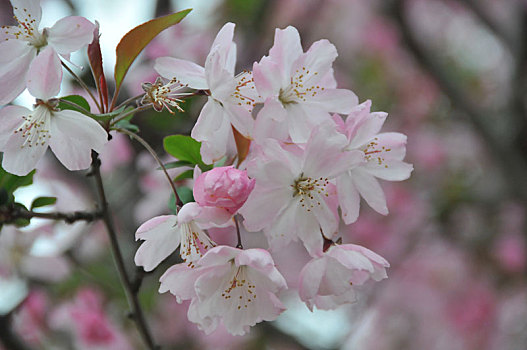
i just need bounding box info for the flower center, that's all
[292,174,330,212]
[141,77,189,114]
[363,137,391,168]
[14,105,51,149]
[231,71,257,112]
[221,265,256,310]
[278,66,323,106]
[180,222,216,268]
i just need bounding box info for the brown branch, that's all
[89,152,158,350]
[0,206,102,225]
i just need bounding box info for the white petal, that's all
[336,173,361,224]
[154,57,207,89]
[48,110,108,171]
[26,46,62,100]
[0,105,29,148]
[305,88,358,114]
[0,40,35,105]
[353,169,388,215]
[134,215,180,272]
[223,102,254,138]
[269,26,303,81]
[46,16,94,54]
[239,186,292,232]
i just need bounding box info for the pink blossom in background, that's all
[13,290,48,345]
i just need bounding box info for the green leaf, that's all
[174,169,194,181]
[177,186,194,204]
[115,119,139,133]
[13,203,30,227]
[58,95,91,113]
[163,135,206,167]
[161,160,194,170]
[0,160,35,196]
[30,196,57,210]
[114,9,192,92]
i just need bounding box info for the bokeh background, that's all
[1,0,527,349]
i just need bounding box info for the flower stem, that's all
[234,215,243,249]
[115,128,182,210]
[61,61,103,113]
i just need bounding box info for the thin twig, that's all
[111,105,150,126]
[90,153,158,350]
[116,93,145,110]
[115,127,182,209]
[0,206,102,225]
[61,61,103,113]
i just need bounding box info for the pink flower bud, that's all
[193,166,255,213]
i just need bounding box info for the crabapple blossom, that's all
[0,0,94,104]
[333,100,413,224]
[298,244,389,311]
[193,166,255,213]
[159,246,287,335]
[253,26,358,143]
[134,202,232,271]
[239,123,363,256]
[0,84,108,175]
[155,22,259,163]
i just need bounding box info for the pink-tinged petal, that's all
[236,248,275,271]
[198,245,240,267]
[368,132,408,160]
[46,16,94,55]
[205,49,235,99]
[295,207,324,256]
[159,263,204,301]
[269,26,303,80]
[191,98,224,142]
[11,0,42,29]
[305,88,358,114]
[199,119,231,164]
[302,123,360,178]
[210,22,236,74]
[336,173,361,224]
[285,102,315,143]
[48,110,108,171]
[334,245,389,282]
[293,39,337,84]
[134,215,179,272]
[262,198,299,249]
[352,169,388,215]
[223,103,254,138]
[178,202,232,226]
[154,57,207,89]
[328,246,374,273]
[298,258,326,309]
[346,102,387,148]
[0,41,35,105]
[312,199,338,241]
[252,57,283,99]
[239,186,292,232]
[26,47,62,100]
[135,215,175,238]
[253,101,289,143]
[365,160,413,181]
[0,105,28,148]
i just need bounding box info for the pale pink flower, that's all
[194,166,255,213]
[239,123,362,255]
[0,57,108,176]
[298,244,389,311]
[155,23,259,163]
[159,246,287,335]
[0,0,94,104]
[333,100,413,224]
[134,202,232,271]
[253,26,358,143]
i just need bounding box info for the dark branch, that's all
[90,152,158,350]
[0,314,34,350]
[0,206,102,225]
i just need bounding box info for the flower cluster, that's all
[134,23,412,335]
